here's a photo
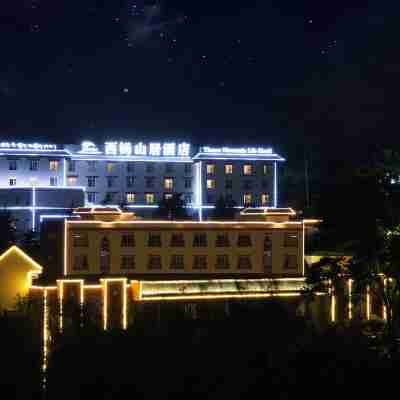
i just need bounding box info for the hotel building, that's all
[0,140,284,231]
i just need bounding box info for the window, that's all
[87,161,96,171]
[30,159,39,171]
[8,160,17,171]
[283,254,297,270]
[121,234,135,247]
[243,164,252,175]
[100,237,110,272]
[170,233,185,247]
[104,192,116,203]
[145,193,155,204]
[243,181,253,190]
[261,193,269,206]
[237,234,252,247]
[184,164,192,175]
[164,193,173,200]
[126,176,135,187]
[193,255,207,270]
[164,177,173,190]
[106,162,114,173]
[243,193,252,205]
[68,160,76,172]
[206,164,215,175]
[184,193,192,204]
[193,233,207,247]
[170,255,184,269]
[207,179,215,189]
[73,254,88,271]
[148,233,161,247]
[145,177,155,188]
[237,255,252,270]
[121,255,135,270]
[67,176,77,186]
[9,178,16,186]
[106,176,116,188]
[184,178,192,189]
[145,163,155,173]
[284,233,298,247]
[49,160,59,171]
[206,194,214,204]
[50,177,58,186]
[148,255,162,270]
[87,192,97,203]
[263,164,272,175]
[165,163,174,173]
[262,180,268,189]
[87,176,97,187]
[225,164,233,174]
[126,192,136,203]
[72,232,88,247]
[216,233,230,247]
[127,162,135,173]
[225,180,232,189]
[215,255,229,269]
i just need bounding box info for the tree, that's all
[153,193,189,220]
[0,210,16,252]
[213,195,236,220]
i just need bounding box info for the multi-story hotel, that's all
[0,140,284,231]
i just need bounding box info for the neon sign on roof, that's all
[78,141,191,157]
[201,146,273,154]
[0,142,57,150]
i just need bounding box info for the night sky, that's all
[0,1,398,154]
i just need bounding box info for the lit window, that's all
[215,255,229,269]
[30,160,39,171]
[9,178,16,186]
[73,254,88,271]
[193,233,207,247]
[206,164,215,175]
[207,179,215,189]
[8,160,17,171]
[243,164,252,175]
[126,176,135,187]
[224,164,233,174]
[49,160,59,171]
[164,193,173,200]
[106,162,114,173]
[121,255,135,270]
[193,255,207,270]
[148,233,161,247]
[87,192,97,203]
[263,164,272,175]
[216,233,230,247]
[126,192,135,203]
[148,255,162,270]
[145,193,155,204]
[49,177,57,186]
[121,234,135,247]
[72,232,88,247]
[100,237,110,272]
[284,233,298,247]
[164,177,174,190]
[237,234,252,247]
[170,254,184,269]
[170,233,185,247]
[87,161,96,171]
[237,255,252,270]
[283,255,297,270]
[87,176,97,187]
[68,160,76,172]
[261,193,269,206]
[67,176,77,186]
[243,193,252,205]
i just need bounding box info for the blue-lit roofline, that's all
[192,154,285,161]
[0,186,86,190]
[70,155,193,163]
[0,149,72,157]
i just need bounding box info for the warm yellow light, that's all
[366,286,371,321]
[42,289,48,374]
[329,280,335,323]
[383,278,387,321]
[348,279,352,320]
[58,281,63,332]
[141,292,302,301]
[100,278,128,330]
[63,221,68,276]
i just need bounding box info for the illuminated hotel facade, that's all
[0,140,284,231]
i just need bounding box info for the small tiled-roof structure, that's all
[0,246,42,310]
